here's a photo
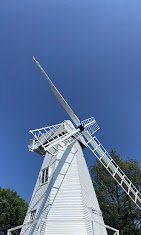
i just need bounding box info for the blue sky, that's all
[0,0,141,203]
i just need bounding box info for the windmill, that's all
[7,58,141,235]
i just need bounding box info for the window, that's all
[41,168,48,184]
[30,209,37,222]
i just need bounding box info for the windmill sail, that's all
[83,131,141,210]
[33,57,80,127]
[33,57,141,211]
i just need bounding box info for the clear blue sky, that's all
[0,0,141,203]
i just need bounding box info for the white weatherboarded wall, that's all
[20,139,107,234]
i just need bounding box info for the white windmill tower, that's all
[7,58,141,235]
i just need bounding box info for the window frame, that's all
[29,209,37,222]
[41,167,49,185]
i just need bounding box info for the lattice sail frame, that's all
[29,121,77,156]
[28,117,99,156]
[83,134,141,211]
[81,117,100,136]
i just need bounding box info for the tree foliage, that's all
[0,188,28,235]
[90,148,141,235]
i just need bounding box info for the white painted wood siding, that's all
[21,127,107,234]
